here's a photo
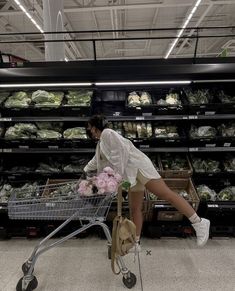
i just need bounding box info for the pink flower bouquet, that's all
[77,167,123,196]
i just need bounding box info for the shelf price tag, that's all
[208,204,219,208]
[136,116,145,120]
[19,146,29,149]
[224,143,231,147]
[0,118,12,121]
[189,116,198,119]
[48,146,59,149]
[205,111,215,115]
[206,144,216,147]
[182,116,188,120]
[140,144,150,148]
[189,148,198,152]
[3,149,12,153]
[154,204,165,208]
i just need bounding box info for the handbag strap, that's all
[117,184,122,217]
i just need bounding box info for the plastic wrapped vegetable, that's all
[4,91,31,108]
[65,90,92,106]
[223,155,235,172]
[37,130,62,139]
[190,125,217,138]
[196,185,217,201]
[63,127,87,139]
[157,93,181,105]
[218,123,235,137]
[0,92,10,105]
[154,125,179,138]
[140,92,152,105]
[161,154,188,171]
[32,90,63,107]
[128,91,141,106]
[217,91,235,103]
[178,190,189,199]
[36,122,63,133]
[0,184,14,203]
[217,187,235,201]
[5,123,38,139]
[192,157,220,173]
[185,89,211,104]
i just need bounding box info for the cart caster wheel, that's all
[108,246,111,260]
[22,262,34,275]
[16,276,38,291]
[123,272,136,289]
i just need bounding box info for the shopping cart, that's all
[8,180,137,291]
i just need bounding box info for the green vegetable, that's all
[5,123,37,139]
[4,91,31,108]
[218,123,235,137]
[37,130,62,139]
[32,90,63,107]
[192,158,220,173]
[223,155,235,172]
[154,126,179,138]
[63,127,87,139]
[186,89,211,104]
[157,93,181,105]
[161,154,188,171]
[0,92,10,105]
[36,122,63,133]
[196,185,217,201]
[65,90,92,106]
[217,187,235,201]
[190,125,217,138]
[218,91,235,103]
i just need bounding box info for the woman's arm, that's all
[84,154,97,172]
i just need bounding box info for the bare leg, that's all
[128,191,145,237]
[145,178,195,218]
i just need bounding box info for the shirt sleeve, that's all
[100,129,129,176]
[84,154,97,172]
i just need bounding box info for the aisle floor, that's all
[0,236,234,291]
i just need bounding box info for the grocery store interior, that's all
[0,0,235,291]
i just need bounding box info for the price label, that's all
[142,113,152,116]
[208,204,219,208]
[48,146,59,149]
[3,149,12,153]
[136,116,145,120]
[182,116,188,120]
[0,118,12,121]
[206,144,216,147]
[154,204,165,208]
[205,111,215,115]
[189,148,198,152]
[224,143,231,147]
[19,145,29,149]
[189,116,198,119]
[140,144,150,148]
[113,112,121,116]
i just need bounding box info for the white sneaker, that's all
[192,218,210,247]
[129,242,141,253]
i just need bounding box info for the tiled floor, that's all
[0,236,234,291]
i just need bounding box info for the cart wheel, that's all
[123,272,137,289]
[16,276,38,291]
[108,246,111,260]
[22,262,34,275]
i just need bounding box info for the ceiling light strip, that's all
[164,0,202,59]
[0,82,92,88]
[95,81,191,86]
[13,0,44,33]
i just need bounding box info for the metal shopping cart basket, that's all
[8,180,137,291]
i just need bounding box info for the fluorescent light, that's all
[164,0,202,59]
[95,81,191,86]
[13,0,44,33]
[0,82,92,88]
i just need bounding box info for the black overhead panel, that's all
[1,58,235,83]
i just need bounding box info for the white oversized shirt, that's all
[84,128,160,187]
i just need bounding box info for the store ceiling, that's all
[0,0,234,62]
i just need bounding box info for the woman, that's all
[84,115,210,249]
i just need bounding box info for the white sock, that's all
[189,213,201,224]
[135,235,140,243]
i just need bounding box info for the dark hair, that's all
[88,115,109,131]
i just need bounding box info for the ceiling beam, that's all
[0,16,44,58]
[0,0,234,16]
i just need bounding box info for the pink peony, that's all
[95,177,106,189]
[103,167,115,175]
[82,185,93,196]
[97,172,109,182]
[114,173,122,183]
[98,188,105,195]
[106,180,118,193]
